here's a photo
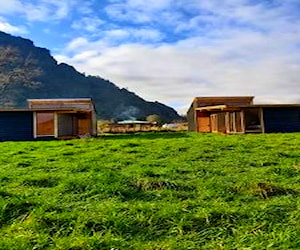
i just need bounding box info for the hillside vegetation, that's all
[0,31,180,121]
[0,132,299,249]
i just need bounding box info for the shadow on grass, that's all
[98,131,189,140]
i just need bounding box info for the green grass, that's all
[0,132,300,249]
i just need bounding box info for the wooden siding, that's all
[194,96,254,108]
[28,99,97,137]
[187,105,196,131]
[210,113,226,133]
[0,112,33,141]
[187,96,254,132]
[235,112,243,132]
[263,107,300,133]
[197,112,211,132]
[28,99,94,109]
[226,111,243,133]
[188,96,300,134]
[77,113,92,135]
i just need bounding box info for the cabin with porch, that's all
[0,98,97,141]
[187,96,300,133]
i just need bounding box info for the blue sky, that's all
[0,0,300,113]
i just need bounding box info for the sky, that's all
[0,0,300,114]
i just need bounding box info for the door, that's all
[57,113,77,137]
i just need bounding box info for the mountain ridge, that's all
[0,31,180,121]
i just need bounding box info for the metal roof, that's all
[196,104,300,112]
[194,96,254,100]
[117,120,153,124]
[0,108,90,112]
[27,98,92,102]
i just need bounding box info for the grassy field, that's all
[0,132,299,249]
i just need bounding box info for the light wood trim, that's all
[54,112,58,138]
[260,108,265,133]
[195,110,198,132]
[241,110,245,133]
[232,112,236,133]
[33,112,37,138]
[225,112,230,133]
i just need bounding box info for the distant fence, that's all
[98,122,187,134]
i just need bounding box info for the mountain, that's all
[0,31,181,121]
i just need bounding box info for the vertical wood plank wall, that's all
[210,113,226,133]
[78,112,92,135]
[217,113,226,133]
[197,112,211,132]
[260,108,265,133]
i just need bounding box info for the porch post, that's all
[54,112,58,138]
[260,108,265,133]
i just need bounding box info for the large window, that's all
[36,112,55,136]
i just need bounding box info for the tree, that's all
[0,46,42,107]
[146,114,162,124]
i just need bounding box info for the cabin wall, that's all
[57,114,77,137]
[0,112,33,141]
[28,100,93,110]
[91,110,98,135]
[225,111,244,133]
[187,105,196,131]
[263,108,300,133]
[218,113,227,133]
[77,113,92,136]
[187,97,254,132]
[197,112,211,132]
[195,97,254,107]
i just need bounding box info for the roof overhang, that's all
[195,103,300,112]
[240,104,300,108]
[27,98,92,102]
[0,108,90,113]
[195,105,241,112]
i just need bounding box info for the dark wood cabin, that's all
[0,98,97,141]
[0,110,34,141]
[187,96,300,134]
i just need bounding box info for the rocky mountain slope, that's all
[0,31,180,121]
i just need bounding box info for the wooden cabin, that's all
[28,98,97,139]
[0,98,97,141]
[187,97,254,132]
[187,96,300,133]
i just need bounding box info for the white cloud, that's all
[72,17,105,33]
[104,29,130,40]
[0,17,27,34]
[55,39,300,114]
[53,0,300,114]
[0,0,23,13]
[102,28,164,43]
[105,0,173,23]
[65,37,90,51]
[130,28,164,42]
[0,0,80,22]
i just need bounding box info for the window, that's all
[36,112,55,136]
